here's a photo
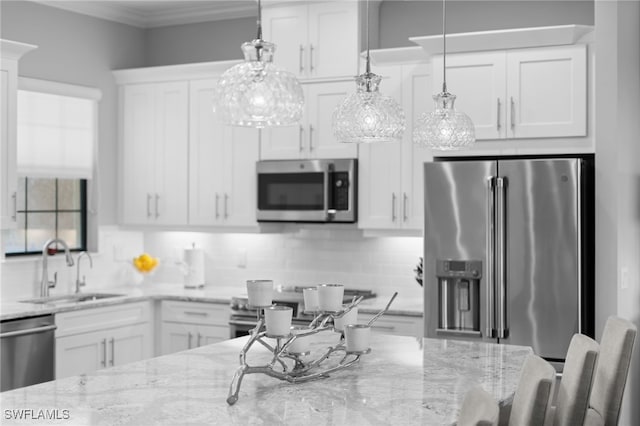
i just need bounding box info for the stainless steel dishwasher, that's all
[1,315,56,391]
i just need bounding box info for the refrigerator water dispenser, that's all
[436,259,482,336]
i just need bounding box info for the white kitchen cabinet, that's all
[432,44,587,141]
[358,63,432,231]
[261,1,359,79]
[55,302,153,379]
[160,300,229,355]
[0,40,36,230]
[358,312,423,338]
[120,82,189,226]
[260,80,357,160]
[189,79,259,227]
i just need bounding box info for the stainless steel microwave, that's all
[256,159,357,223]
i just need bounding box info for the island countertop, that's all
[0,334,531,425]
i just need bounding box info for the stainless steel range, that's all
[228,286,376,338]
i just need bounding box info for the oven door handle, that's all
[324,163,336,221]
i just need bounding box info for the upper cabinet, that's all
[0,40,36,230]
[120,82,189,226]
[262,1,359,79]
[432,44,588,140]
[260,79,358,160]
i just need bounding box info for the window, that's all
[3,178,87,256]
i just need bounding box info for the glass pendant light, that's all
[215,0,304,128]
[413,0,475,150]
[332,0,405,143]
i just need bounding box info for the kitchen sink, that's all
[19,293,125,305]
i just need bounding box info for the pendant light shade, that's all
[332,0,405,143]
[333,72,405,143]
[413,0,475,150]
[215,1,304,128]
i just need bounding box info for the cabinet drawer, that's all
[358,314,423,338]
[161,300,228,326]
[56,301,151,338]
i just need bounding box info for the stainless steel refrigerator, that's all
[423,156,594,369]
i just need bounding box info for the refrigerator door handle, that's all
[485,176,496,338]
[496,176,508,339]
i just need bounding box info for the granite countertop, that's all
[0,283,423,321]
[0,333,531,425]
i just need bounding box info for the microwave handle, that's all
[325,163,337,221]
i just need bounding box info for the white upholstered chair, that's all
[548,333,599,426]
[586,316,637,426]
[457,386,499,426]
[509,354,556,426]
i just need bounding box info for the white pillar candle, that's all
[334,305,358,332]
[246,280,273,307]
[287,326,311,353]
[302,287,319,312]
[317,284,344,312]
[264,306,293,337]
[344,324,371,353]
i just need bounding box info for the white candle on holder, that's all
[344,324,371,353]
[246,280,273,307]
[264,306,293,337]
[333,305,358,332]
[302,287,319,312]
[317,284,344,312]
[287,326,311,353]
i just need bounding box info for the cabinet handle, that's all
[309,44,315,73]
[299,125,304,152]
[187,331,193,349]
[391,193,397,222]
[309,125,314,151]
[215,193,220,219]
[403,193,408,222]
[371,325,395,332]
[496,98,501,131]
[146,194,152,218]
[197,332,202,347]
[510,97,515,131]
[155,194,160,218]
[11,192,17,221]
[101,338,107,367]
[184,311,208,317]
[224,193,229,219]
[109,337,115,366]
[299,45,305,73]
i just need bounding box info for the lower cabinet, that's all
[160,300,229,355]
[358,313,423,338]
[55,302,152,379]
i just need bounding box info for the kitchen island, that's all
[0,333,531,425]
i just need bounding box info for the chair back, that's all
[553,334,599,426]
[588,316,637,426]
[458,386,499,426]
[509,354,556,426]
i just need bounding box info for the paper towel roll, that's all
[184,247,205,288]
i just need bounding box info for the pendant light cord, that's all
[256,0,263,41]
[365,0,371,75]
[442,0,447,93]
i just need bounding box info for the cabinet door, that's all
[55,331,106,379]
[221,126,259,226]
[189,79,225,226]
[121,84,156,225]
[260,124,305,160]
[195,324,229,346]
[261,4,308,77]
[432,52,507,140]
[160,322,194,355]
[307,2,358,78]
[401,64,433,230]
[358,66,403,230]
[110,323,152,367]
[506,45,587,138]
[306,81,358,159]
[154,82,189,225]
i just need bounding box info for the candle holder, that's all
[226,292,398,405]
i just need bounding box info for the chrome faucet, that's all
[40,238,74,298]
[75,251,93,293]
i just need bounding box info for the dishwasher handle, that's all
[0,324,57,339]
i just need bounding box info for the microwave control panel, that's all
[333,172,350,211]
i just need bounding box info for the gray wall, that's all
[0,0,146,227]
[379,0,594,49]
